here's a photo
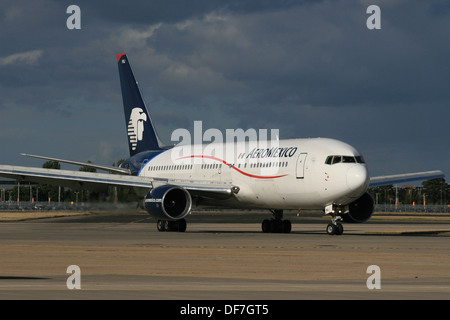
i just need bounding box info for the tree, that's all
[41,160,61,203]
[368,185,394,205]
[109,159,132,202]
[43,160,60,169]
[398,186,420,205]
[79,160,96,173]
[422,178,449,205]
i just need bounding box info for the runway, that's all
[0,210,449,300]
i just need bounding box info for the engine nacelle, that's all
[144,185,192,221]
[341,192,374,223]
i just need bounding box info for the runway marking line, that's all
[145,244,447,252]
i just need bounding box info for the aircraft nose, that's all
[346,165,369,192]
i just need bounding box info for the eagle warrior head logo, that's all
[127,107,147,150]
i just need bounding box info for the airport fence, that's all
[374,204,450,213]
[1,201,449,214]
[0,201,137,212]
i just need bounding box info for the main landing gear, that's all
[157,219,187,232]
[261,210,291,233]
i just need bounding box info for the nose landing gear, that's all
[325,204,344,235]
[326,216,344,235]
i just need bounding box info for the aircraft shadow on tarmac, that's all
[39,212,450,237]
[177,228,450,237]
[0,276,50,280]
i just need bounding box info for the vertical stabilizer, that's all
[117,53,163,155]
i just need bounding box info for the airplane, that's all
[0,53,444,235]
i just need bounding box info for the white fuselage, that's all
[138,138,370,210]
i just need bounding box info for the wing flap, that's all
[152,178,237,200]
[182,184,236,200]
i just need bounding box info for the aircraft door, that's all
[296,153,307,179]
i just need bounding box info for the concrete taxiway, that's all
[0,210,449,300]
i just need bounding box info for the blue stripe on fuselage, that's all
[136,148,172,176]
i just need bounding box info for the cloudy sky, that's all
[0,0,449,179]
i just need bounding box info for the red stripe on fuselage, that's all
[177,155,288,179]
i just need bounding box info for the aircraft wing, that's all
[369,170,444,187]
[20,153,130,174]
[0,165,237,199]
[0,164,153,192]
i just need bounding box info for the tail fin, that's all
[117,53,163,155]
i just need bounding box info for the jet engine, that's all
[341,192,374,223]
[144,185,192,221]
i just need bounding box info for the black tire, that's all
[157,220,167,232]
[282,220,292,233]
[262,219,271,233]
[326,223,336,235]
[336,223,344,235]
[177,219,187,232]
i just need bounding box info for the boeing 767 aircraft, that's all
[0,54,444,235]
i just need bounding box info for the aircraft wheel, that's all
[157,220,167,232]
[262,219,271,233]
[177,219,187,232]
[262,219,291,233]
[326,223,344,235]
[326,223,336,235]
[158,219,187,232]
[282,220,292,233]
[336,223,344,235]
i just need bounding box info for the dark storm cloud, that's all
[0,0,448,177]
[75,0,307,25]
[125,1,449,141]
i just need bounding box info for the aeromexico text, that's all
[170,122,299,160]
[241,146,298,159]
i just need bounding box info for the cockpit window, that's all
[355,156,365,164]
[342,156,356,163]
[325,155,365,165]
[332,156,342,164]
